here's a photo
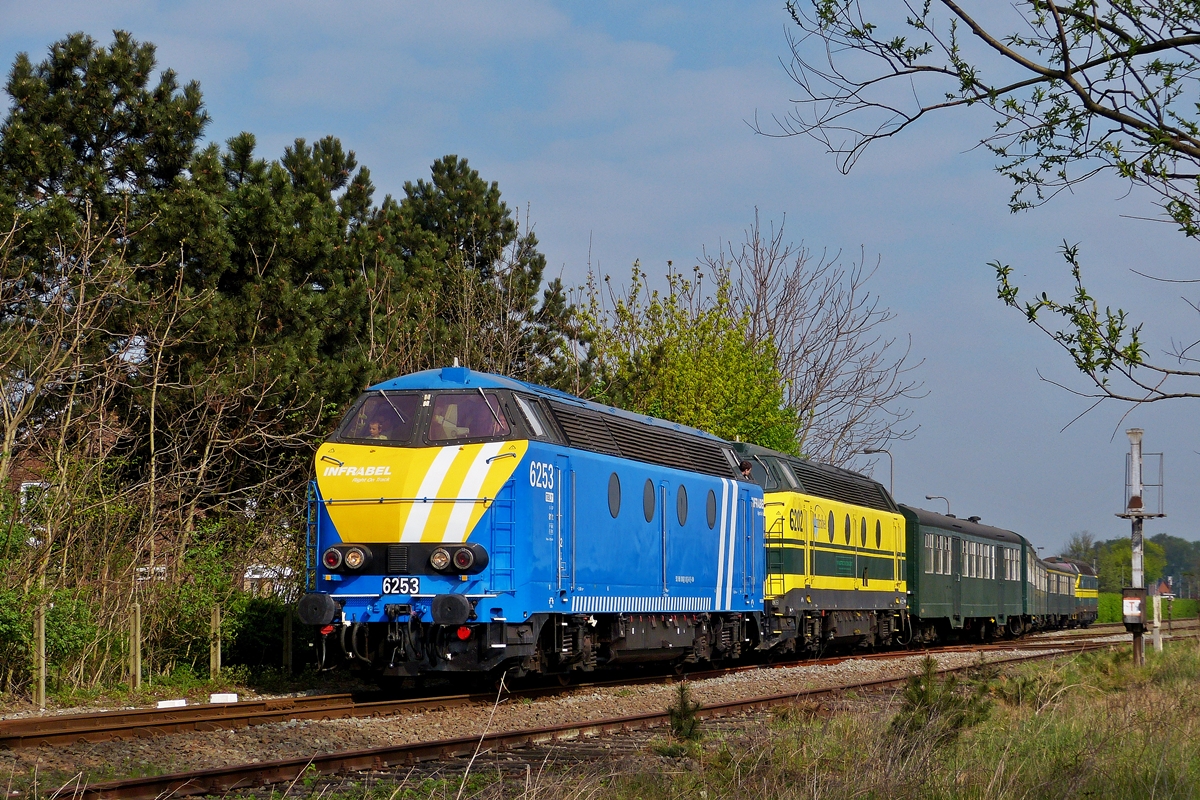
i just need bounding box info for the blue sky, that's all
[3,1,1197,555]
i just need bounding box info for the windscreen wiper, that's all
[478,387,503,427]
[378,391,407,423]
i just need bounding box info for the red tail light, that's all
[322,548,343,569]
[455,626,471,641]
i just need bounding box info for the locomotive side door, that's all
[739,485,756,607]
[952,536,963,626]
[552,454,573,600]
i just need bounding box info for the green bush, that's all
[889,655,991,749]
[1099,592,1197,623]
[667,680,703,741]
[0,585,29,690]
[224,594,289,670]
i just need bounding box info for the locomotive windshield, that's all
[430,391,510,441]
[333,388,524,446]
[338,392,421,443]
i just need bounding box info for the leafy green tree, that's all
[774,1,1200,404]
[0,31,584,690]
[1150,533,1200,593]
[1095,537,1166,592]
[578,262,799,452]
[383,155,578,387]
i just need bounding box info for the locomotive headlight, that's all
[344,546,367,570]
[452,547,475,571]
[430,548,451,570]
[322,548,343,570]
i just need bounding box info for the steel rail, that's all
[74,642,1115,800]
[4,624,1173,749]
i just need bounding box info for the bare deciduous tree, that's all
[704,212,923,467]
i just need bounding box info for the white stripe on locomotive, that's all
[715,479,730,611]
[724,483,738,610]
[400,446,460,542]
[444,441,503,542]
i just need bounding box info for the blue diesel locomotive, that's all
[297,366,765,678]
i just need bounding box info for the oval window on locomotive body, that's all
[643,479,655,522]
[608,473,621,518]
[706,489,717,529]
[875,519,882,550]
[676,485,688,526]
[861,517,867,547]
[827,511,835,543]
[844,514,851,544]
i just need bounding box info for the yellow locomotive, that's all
[735,443,907,652]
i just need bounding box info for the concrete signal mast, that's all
[1116,428,1166,666]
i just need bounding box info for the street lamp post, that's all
[925,495,950,515]
[861,448,893,496]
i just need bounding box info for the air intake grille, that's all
[548,403,620,455]
[787,459,892,511]
[387,545,409,574]
[547,401,736,479]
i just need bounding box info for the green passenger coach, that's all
[902,505,1054,641]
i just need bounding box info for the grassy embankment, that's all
[247,641,1200,800]
[1098,592,1198,622]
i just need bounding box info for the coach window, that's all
[828,511,835,543]
[706,489,717,529]
[924,533,934,574]
[643,479,656,522]
[608,473,621,518]
[676,485,688,525]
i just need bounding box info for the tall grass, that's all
[250,641,1198,800]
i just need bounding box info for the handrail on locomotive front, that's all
[319,496,494,506]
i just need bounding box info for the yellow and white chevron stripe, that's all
[315,439,528,544]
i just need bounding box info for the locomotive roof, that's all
[900,505,1028,546]
[1045,556,1096,576]
[370,367,729,442]
[732,442,898,512]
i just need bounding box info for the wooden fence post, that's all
[130,602,142,690]
[209,605,221,678]
[33,604,46,711]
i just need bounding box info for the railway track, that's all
[0,624,1154,749]
[71,640,1122,800]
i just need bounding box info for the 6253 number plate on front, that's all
[382,576,420,595]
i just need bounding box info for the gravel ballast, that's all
[0,646,1094,783]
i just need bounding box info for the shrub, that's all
[667,680,703,740]
[889,656,991,749]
